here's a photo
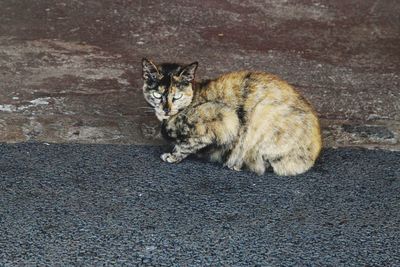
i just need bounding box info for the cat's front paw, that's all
[161,153,181,163]
[224,156,243,172]
[224,161,242,172]
[228,164,242,172]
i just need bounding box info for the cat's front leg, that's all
[224,130,246,171]
[225,152,244,171]
[161,138,210,164]
[160,152,182,163]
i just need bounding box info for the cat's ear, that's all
[142,58,159,81]
[179,61,198,82]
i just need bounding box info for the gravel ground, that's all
[0,143,399,266]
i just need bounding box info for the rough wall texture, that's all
[0,0,399,149]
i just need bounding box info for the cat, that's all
[141,58,322,176]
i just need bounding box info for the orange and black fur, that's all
[141,58,322,176]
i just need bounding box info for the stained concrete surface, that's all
[0,0,399,149]
[0,144,399,266]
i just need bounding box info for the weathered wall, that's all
[0,0,399,149]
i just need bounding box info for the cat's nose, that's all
[163,107,170,114]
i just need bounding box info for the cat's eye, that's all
[147,79,158,88]
[173,93,183,100]
[152,91,162,99]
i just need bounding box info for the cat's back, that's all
[211,71,321,176]
[203,70,312,112]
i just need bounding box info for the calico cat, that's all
[141,58,322,176]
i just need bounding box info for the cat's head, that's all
[141,58,198,121]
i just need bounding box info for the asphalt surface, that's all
[0,143,399,266]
